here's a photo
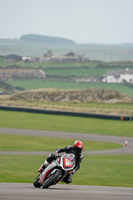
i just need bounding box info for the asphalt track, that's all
[0,183,133,200]
[0,128,133,200]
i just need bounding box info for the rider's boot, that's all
[61,173,72,184]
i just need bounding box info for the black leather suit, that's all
[56,145,83,172]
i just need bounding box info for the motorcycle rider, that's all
[38,140,84,184]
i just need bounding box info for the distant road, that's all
[0,128,133,155]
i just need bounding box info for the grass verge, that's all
[1,99,133,116]
[0,154,133,187]
[0,110,133,137]
[0,134,122,151]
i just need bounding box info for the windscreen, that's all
[66,154,75,162]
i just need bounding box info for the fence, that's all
[0,106,132,120]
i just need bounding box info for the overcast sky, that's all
[0,0,133,44]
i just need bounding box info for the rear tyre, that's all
[42,170,62,189]
[33,175,42,188]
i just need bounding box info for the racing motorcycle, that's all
[33,153,75,189]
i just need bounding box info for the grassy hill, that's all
[20,34,76,45]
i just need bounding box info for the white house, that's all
[22,56,32,61]
[102,68,133,83]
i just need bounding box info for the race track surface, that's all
[0,183,133,200]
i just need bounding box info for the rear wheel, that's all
[42,170,62,189]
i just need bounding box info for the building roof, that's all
[106,68,133,77]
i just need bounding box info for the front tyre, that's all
[42,170,62,189]
[33,175,42,188]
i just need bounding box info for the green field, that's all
[44,68,107,76]
[0,134,122,152]
[0,154,133,187]
[0,110,133,137]
[1,53,133,97]
[80,154,133,187]
[2,58,133,97]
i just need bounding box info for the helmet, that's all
[74,140,84,150]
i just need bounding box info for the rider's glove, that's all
[56,149,59,153]
[55,152,58,157]
[38,166,43,173]
[51,152,58,158]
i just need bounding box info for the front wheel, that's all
[33,175,42,188]
[42,170,62,189]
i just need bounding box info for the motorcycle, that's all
[33,153,75,189]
